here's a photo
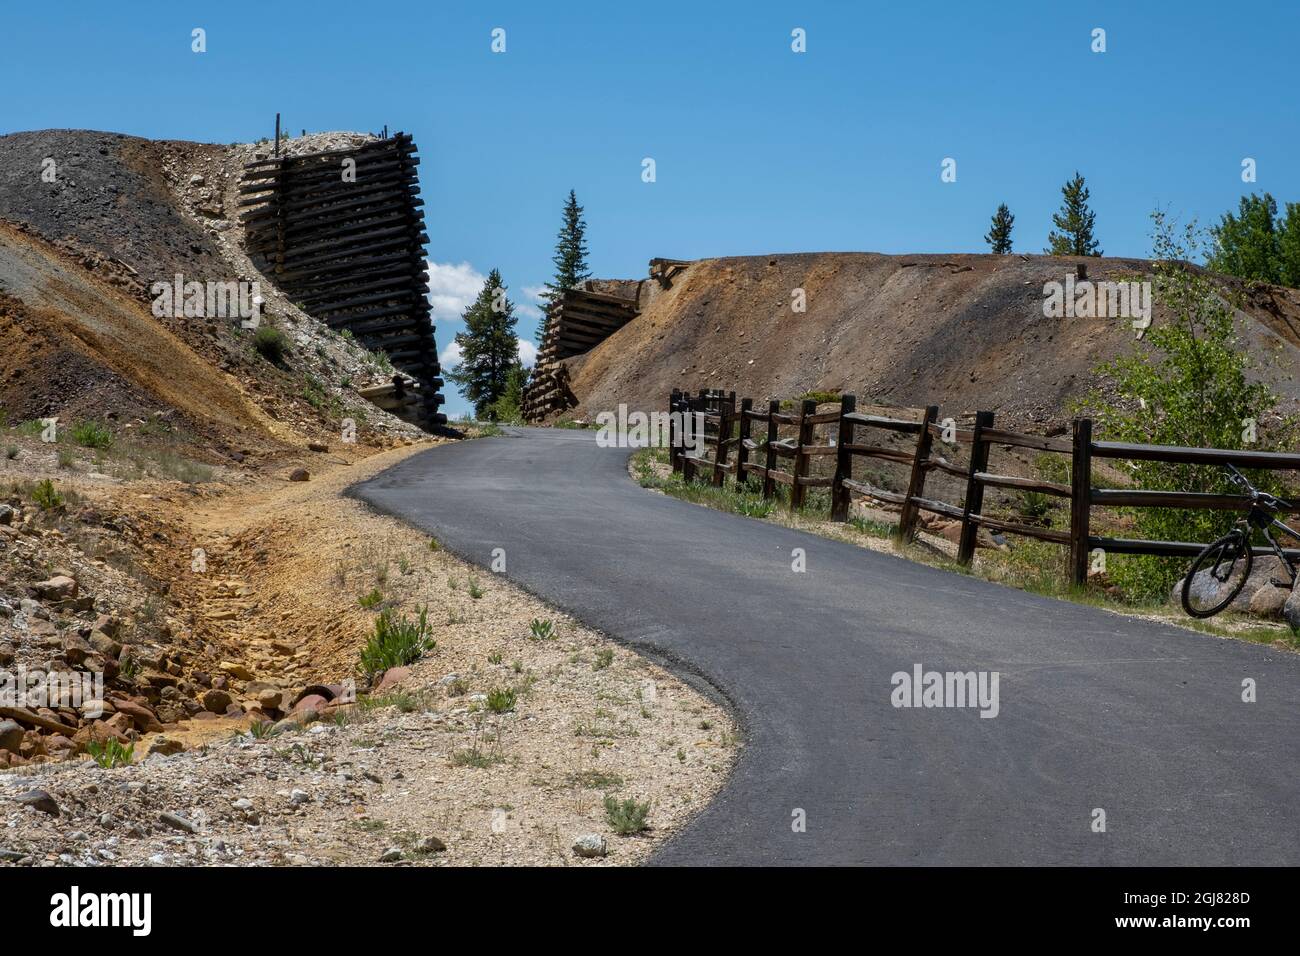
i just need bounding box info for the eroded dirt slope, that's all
[567,252,1300,427]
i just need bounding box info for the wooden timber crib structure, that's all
[670,388,1300,587]
[239,133,446,428]
[523,286,639,422]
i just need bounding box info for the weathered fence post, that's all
[1069,417,1093,587]
[957,410,995,564]
[898,405,940,542]
[762,399,779,499]
[735,397,753,489]
[791,398,817,511]
[682,392,700,483]
[712,392,735,487]
[831,394,857,521]
[669,389,682,474]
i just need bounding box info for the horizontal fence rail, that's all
[667,388,1300,587]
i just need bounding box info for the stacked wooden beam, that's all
[535,288,639,366]
[523,287,639,421]
[239,133,446,427]
[520,362,575,422]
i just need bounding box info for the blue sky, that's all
[3,1,1297,417]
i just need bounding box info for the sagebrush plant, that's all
[359,605,434,679]
[87,738,134,769]
[603,795,651,835]
[1075,211,1298,601]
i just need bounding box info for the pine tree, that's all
[538,190,591,344]
[984,204,1015,254]
[447,269,524,419]
[1045,172,1102,256]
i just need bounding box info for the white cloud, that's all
[438,337,536,370]
[517,284,549,320]
[517,338,537,368]
[427,261,485,323]
[438,340,462,368]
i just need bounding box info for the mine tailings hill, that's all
[565,252,1300,428]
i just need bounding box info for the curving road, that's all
[353,428,1300,866]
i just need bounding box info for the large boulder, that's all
[1176,554,1289,615]
[31,575,77,602]
[1284,581,1300,632]
[0,720,23,754]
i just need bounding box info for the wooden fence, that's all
[668,388,1300,586]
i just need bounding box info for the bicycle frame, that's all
[1241,507,1300,588]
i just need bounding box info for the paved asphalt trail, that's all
[354,428,1299,866]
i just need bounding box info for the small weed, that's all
[70,420,114,449]
[358,606,434,679]
[467,577,484,600]
[248,720,279,739]
[528,618,556,641]
[603,795,651,835]
[593,648,614,671]
[32,478,62,511]
[486,687,517,713]
[568,769,624,790]
[87,738,134,769]
[357,588,384,609]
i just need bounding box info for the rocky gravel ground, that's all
[2,443,739,866]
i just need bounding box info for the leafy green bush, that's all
[357,588,384,609]
[603,795,650,835]
[1076,212,1297,600]
[359,605,434,679]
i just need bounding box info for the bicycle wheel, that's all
[1181,531,1253,618]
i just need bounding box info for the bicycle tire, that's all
[1181,530,1253,618]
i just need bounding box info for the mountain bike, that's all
[1181,464,1299,618]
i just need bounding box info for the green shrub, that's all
[528,618,555,641]
[70,419,113,449]
[485,687,516,713]
[32,478,62,510]
[603,795,650,835]
[359,605,434,679]
[253,325,289,362]
[357,588,384,609]
[1075,211,1298,601]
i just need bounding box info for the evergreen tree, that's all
[1045,172,1102,256]
[538,190,591,344]
[984,203,1015,254]
[447,269,524,419]
[1207,193,1281,283]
